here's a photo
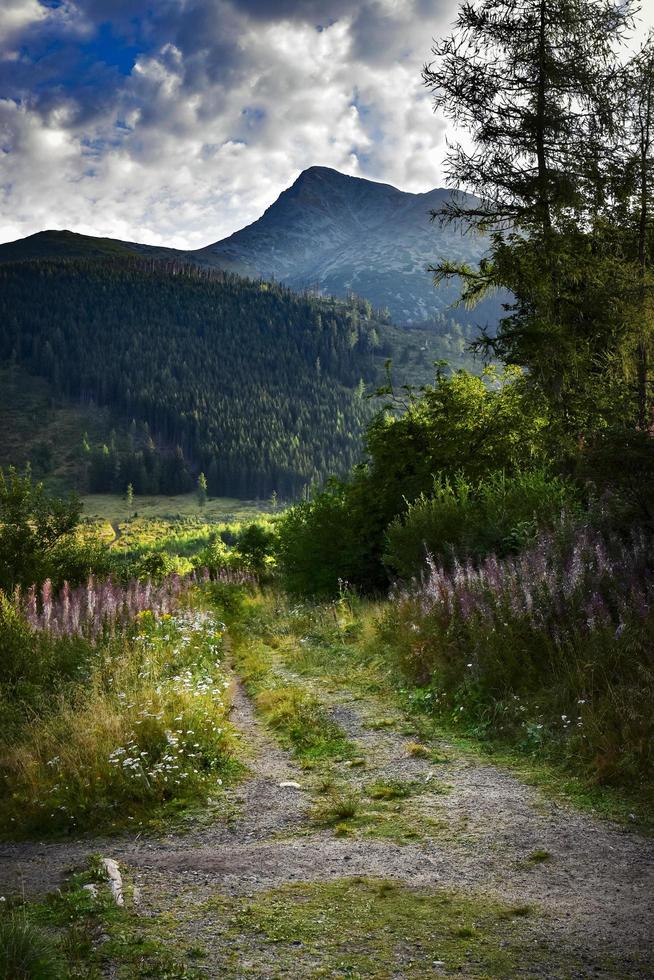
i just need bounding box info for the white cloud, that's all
[0,2,457,247]
[0,0,47,39]
[8,0,647,248]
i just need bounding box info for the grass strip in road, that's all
[229,628,355,765]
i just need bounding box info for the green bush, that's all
[275,368,551,597]
[384,469,579,579]
[236,522,277,572]
[0,467,81,593]
[275,482,373,597]
[383,524,654,789]
[0,594,90,709]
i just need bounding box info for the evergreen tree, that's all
[0,258,411,497]
[422,0,639,439]
[197,472,208,508]
[423,0,635,233]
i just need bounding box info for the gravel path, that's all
[1,638,653,977]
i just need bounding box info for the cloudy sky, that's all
[0,0,461,247]
[2,0,652,249]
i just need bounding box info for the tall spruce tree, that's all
[423,0,638,438]
[612,36,654,429]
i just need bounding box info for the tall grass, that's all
[0,571,254,836]
[0,608,238,836]
[385,523,654,787]
[0,913,65,979]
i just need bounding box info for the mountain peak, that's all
[196,167,498,326]
[292,165,401,195]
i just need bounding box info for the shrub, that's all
[276,367,550,597]
[236,522,277,573]
[0,467,81,593]
[275,482,368,597]
[384,469,579,580]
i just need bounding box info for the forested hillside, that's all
[0,256,431,498]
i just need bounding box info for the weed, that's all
[499,905,534,919]
[0,913,65,979]
[369,717,396,730]
[254,686,353,761]
[0,609,239,837]
[366,778,416,801]
[528,849,551,863]
[312,790,360,827]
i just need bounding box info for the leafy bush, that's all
[236,522,277,573]
[384,469,579,579]
[275,482,367,597]
[276,367,550,596]
[0,467,80,593]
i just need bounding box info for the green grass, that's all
[0,913,66,979]
[3,860,205,979]
[222,596,356,765]
[365,777,422,800]
[238,591,654,834]
[254,685,354,762]
[311,788,361,826]
[80,493,276,524]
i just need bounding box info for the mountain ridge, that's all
[0,167,499,328]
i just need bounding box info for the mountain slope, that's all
[195,166,501,327]
[0,168,501,330]
[0,257,435,497]
[0,229,185,264]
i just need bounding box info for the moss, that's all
[200,877,579,978]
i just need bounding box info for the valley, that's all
[3,0,654,974]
